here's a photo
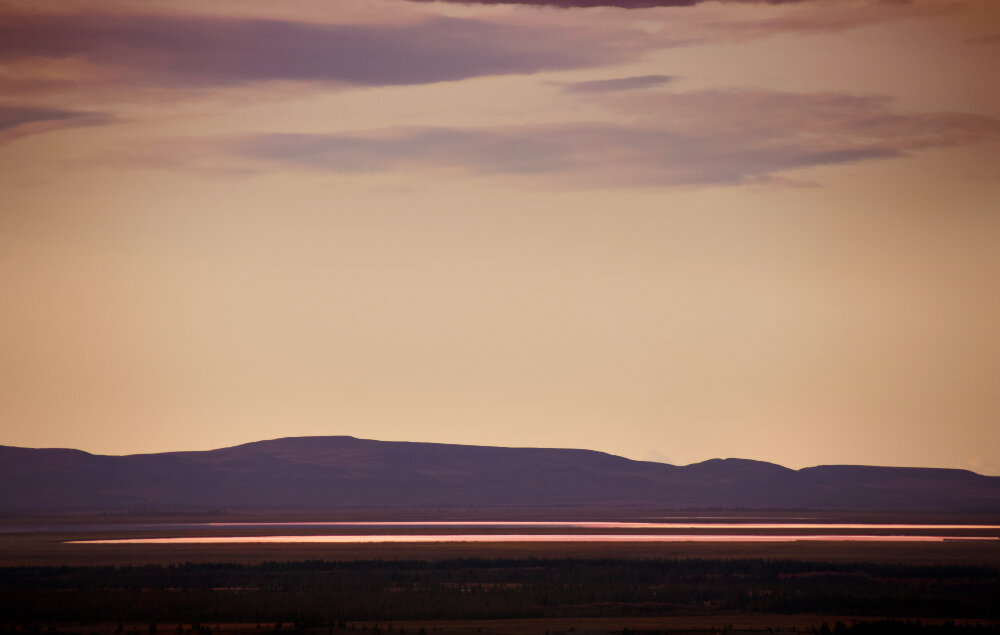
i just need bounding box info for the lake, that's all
[64,520,1000,544]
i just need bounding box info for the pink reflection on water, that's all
[69,534,998,545]
[206,521,1000,530]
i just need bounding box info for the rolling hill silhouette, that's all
[2,436,998,512]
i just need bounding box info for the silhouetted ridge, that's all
[1,436,997,512]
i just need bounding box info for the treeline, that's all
[1,558,998,624]
[811,621,1000,635]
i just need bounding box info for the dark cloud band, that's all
[0,107,82,132]
[0,106,110,143]
[0,12,636,88]
[561,75,674,93]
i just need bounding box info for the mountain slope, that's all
[1,436,998,512]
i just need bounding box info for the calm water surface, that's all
[206,521,1000,530]
[70,534,999,544]
[11,521,998,534]
[49,520,1000,545]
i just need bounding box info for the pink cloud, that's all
[0,11,640,90]
[0,106,111,145]
[220,90,999,187]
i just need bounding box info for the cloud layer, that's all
[406,0,802,7]
[0,106,109,144]
[0,107,82,132]
[228,90,999,186]
[0,11,638,89]
[561,75,674,93]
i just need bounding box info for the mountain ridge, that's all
[2,436,998,512]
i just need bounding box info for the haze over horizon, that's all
[2,0,999,476]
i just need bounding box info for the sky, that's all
[1,0,999,474]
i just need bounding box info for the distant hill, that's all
[2,436,998,512]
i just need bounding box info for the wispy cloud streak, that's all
[0,106,110,144]
[224,90,999,187]
[0,11,639,89]
[561,75,674,93]
[405,0,803,7]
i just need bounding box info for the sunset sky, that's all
[2,0,999,474]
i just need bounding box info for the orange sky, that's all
[1,0,999,473]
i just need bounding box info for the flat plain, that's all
[3,509,999,634]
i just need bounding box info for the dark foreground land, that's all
[3,557,1000,635]
[2,510,999,635]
